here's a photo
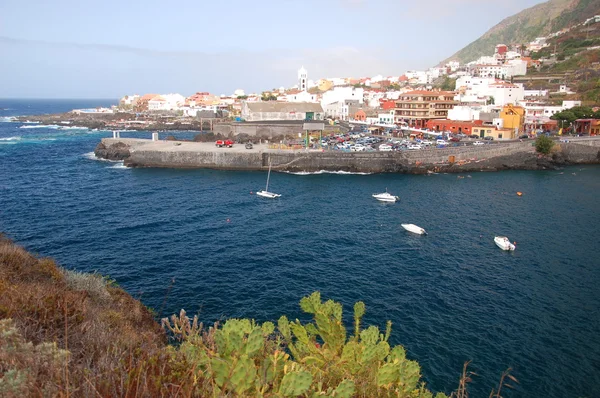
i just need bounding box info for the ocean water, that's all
[1,99,600,397]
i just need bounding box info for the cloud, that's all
[0,37,430,98]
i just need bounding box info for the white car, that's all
[407,144,422,150]
[379,144,393,152]
[422,140,434,146]
[436,140,448,146]
[352,144,366,151]
[473,141,485,146]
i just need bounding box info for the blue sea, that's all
[1,99,600,397]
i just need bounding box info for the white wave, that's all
[0,136,21,141]
[23,120,40,124]
[19,124,60,129]
[82,152,120,162]
[1,117,17,122]
[283,170,372,175]
[107,161,129,169]
[58,126,89,130]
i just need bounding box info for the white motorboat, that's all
[257,160,281,199]
[372,189,399,202]
[494,236,516,251]
[401,224,427,235]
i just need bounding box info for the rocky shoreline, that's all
[94,138,600,174]
[17,112,216,131]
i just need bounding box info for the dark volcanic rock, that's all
[94,141,130,161]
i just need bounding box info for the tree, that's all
[488,96,495,105]
[535,135,554,155]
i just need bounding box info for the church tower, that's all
[298,66,307,92]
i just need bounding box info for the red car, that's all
[215,139,234,148]
[450,137,461,142]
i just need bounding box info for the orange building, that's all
[354,109,367,121]
[394,91,457,128]
[425,119,483,135]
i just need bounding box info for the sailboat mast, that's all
[265,160,271,191]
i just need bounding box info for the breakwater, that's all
[95,137,600,173]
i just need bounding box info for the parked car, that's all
[379,144,393,152]
[407,143,422,150]
[473,141,485,146]
[450,137,461,142]
[216,139,234,148]
[519,135,529,139]
[245,142,253,149]
[484,136,494,141]
[352,144,366,151]
[436,139,448,146]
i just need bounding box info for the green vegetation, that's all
[440,0,598,65]
[535,135,555,154]
[0,235,518,397]
[551,105,599,125]
[434,76,457,91]
[261,93,278,101]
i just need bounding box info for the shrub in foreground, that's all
[535,135,555,155]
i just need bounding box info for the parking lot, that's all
[319,129,499,152]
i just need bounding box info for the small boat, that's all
[494,236,515,251]
[372,189,399,202]
[401,224,427,235]
[256,160,281,198]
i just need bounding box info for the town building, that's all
[134,94,159,112]
[241,101,324,122]
[425,119,484,135]
[394,91,457,128]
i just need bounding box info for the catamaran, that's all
[256,160,281,198]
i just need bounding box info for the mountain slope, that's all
[440,0,600,65]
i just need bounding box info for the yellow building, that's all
[472,125,517,140]
[317,79,333,92]
[500,104,525,132]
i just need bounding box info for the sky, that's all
[0,0,547,99]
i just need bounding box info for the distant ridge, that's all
[439,0,600,65]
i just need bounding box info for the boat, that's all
[401,224,427,235]
[256,160,281,198]
[494,236,516,251]
[372,189,399,202]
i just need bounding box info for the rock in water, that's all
[94,141,131,161]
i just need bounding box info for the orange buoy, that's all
[517,192,523,196]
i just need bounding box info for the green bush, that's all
[535,135,555,155]
[163,292,446,397]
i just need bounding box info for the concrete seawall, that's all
[95,138,600,173]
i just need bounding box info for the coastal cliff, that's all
[94,137,600,174]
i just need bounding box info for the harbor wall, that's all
[97,138,600,173]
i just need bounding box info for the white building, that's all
[287,90,317,103]
[378,111,394,125]
[329,77,347,87]
[148,95,167,111]
[448,106,484,121]
[487,82,525,106]
[321,86,364,108]
[446,61,460,72]
[298,66,308,92]
[119,94,140,106]
[470,60,527,79]
[524,89,549,97]
[405,70,428,85]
